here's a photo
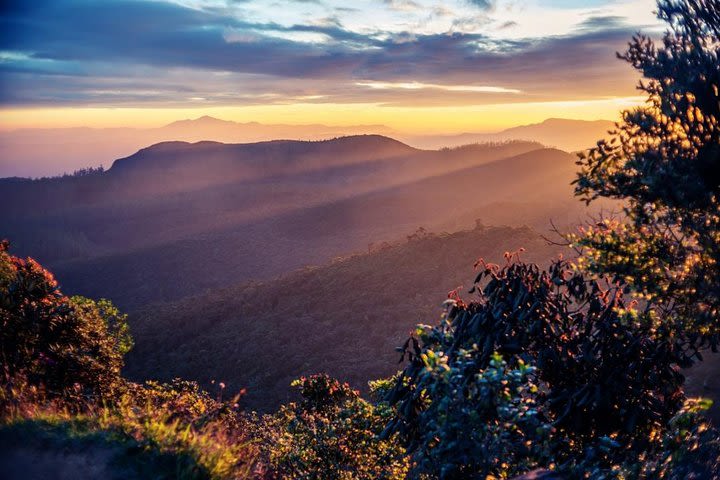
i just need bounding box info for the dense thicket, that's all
[384,260,710,478]
[256,374,409,479]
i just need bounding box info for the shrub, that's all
[259,374,409,480]
[574,0,720,356]
[126,378,244,433]
[391,350,551,479]
[564,398,720,479]
[0,240,131,403]
[0,380,256,480]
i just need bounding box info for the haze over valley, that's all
[0,115,614,178]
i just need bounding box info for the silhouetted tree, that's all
[385,2,720,477]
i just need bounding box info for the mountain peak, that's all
[164,116,235,128]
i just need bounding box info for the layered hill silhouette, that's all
[1,136,609,310]
[405,118,615,152]
[2,136,606,310]
[0,116,396,177]
[0,116,612,177]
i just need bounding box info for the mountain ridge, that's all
[1,117,610,178]
[108,134,418,174]
[403,118,615,152]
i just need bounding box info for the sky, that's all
[0,0,664,133]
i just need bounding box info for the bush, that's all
[391,350,551,479]
[259,374,409,480]
[385,259,690,477]
[0,241,131,403]
[0,379,256,480]
[563,398,720,479]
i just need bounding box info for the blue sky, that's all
[0,0,664,129]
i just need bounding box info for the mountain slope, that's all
[124,224,564,411]
[40,147,598,309]
[0,116,397,178]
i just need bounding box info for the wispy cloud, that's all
[355,81,521,94]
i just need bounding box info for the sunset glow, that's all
[1,0,662,132]
[0,96,644,133]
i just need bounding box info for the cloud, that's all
[383,0,422,11]
[466,0,494,10]
[355,81,522,93]
[576,15,627,31]
[0,0,643,108]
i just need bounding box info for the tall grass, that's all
[0,375,257,480]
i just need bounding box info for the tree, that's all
[574,0,720,357]
[385,260,691,478]
[0,240,131,402]
[383,3,720,477]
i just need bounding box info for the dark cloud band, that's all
[0,0,643,107]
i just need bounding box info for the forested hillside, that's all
[125,224,563,410]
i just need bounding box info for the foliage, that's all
[563,398,720,479]
[126,378,245,433]
[574,0,720,355]
[259,374,409,480]
[0,240,131,403]
[385,259,691,477]
[645,398,720,479]
[0,378,256,480]
[392,349,551,479]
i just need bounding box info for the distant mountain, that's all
[0,116,616,177]
[108,135,417,190]
[0,116,396,177]
[404,118,615,152]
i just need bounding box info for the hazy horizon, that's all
[0,115,616,177]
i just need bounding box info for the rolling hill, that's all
[0,116,397,178]
[2,137,601,310]
[122,221,719,418]
[0,116,614,178]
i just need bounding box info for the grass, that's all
[0,390,257,480]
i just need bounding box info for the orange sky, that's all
[0,96,643,133]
